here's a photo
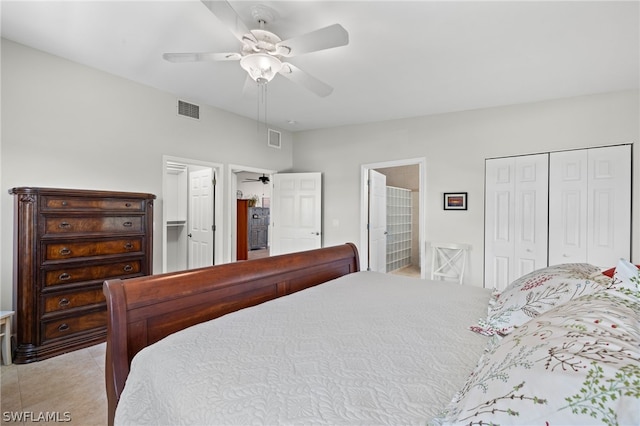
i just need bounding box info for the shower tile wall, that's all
[386,186,412,272]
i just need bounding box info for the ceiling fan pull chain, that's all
[256,82,260,136]
[256,82,268,143]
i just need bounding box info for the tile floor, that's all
[247,247,269,260]
[389,264,421,278]
[0,343,107,425]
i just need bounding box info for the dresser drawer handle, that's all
[58,323,70,332]
[58,222,71,229]
[123,265,133,273]
[59,247,71,256]
[124,242,134,250]
[61,201,68,206]
[58,298,70,307]
[125,202,132,207]
[123,221,133,227]
[58,273,71,281]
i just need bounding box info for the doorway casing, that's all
[360,157,427,278]
[228,164,276,262]
[162,155,224,273]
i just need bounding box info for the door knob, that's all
[188,233,192,238]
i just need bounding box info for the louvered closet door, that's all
[549,145,631,266]
[484,154,548,290]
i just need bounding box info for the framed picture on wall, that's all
[444,192,467,210]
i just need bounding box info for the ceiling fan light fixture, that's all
[240,53,282,83]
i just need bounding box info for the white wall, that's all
[1,39,638,313]
[0,39,293,310]
[292,90,640,287]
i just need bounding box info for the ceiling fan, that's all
[163,0,349,97]
[243,174,270,184]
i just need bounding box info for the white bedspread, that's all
[115,271,492,425]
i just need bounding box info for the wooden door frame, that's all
[360,157,427,277]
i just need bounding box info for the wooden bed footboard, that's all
[103,243,360,425]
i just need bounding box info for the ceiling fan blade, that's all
[163,52,241,63]
[279,63,333,97]
[276,24,348,57]
[200,0,258,45]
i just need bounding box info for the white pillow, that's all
[437,291,640,425]
[470,263,611,336]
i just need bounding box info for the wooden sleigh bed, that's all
[104,243,640,426]
[103,243,360,426]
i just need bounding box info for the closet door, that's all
[548,150,588,264]
[485,157,515,290]
[513,155,549,276]
[549,145,631,266]
[587,145,631,265]
[484,154,548,289]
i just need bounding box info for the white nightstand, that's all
[0,311,15,365]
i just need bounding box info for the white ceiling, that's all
[2,1,638,132]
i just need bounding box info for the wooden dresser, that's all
[9,187,155,363]
[236,199,249,260]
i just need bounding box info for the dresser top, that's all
[9,187,156,199]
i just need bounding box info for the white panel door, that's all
[368,170,387,273]
[549,145,631,266]
[485,154,548,289]
[188,168,214,269]
[513,154,549,278]
[485,157,516,290]
[587,145,631,265]
[549,150,588,264]
[271,172,322,255]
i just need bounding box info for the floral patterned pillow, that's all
[435,290,640,425]
[609,258,640,302]
[601,262,640,278]
[470,263,612,336]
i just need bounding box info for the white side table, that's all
[0,311,15,365]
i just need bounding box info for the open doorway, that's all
[229,165,275,262]
[360,158,426,278]
[162,155,224,273]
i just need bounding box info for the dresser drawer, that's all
[44,216,143,234]
[44,238,143,261]
[42,196,145,211]
[43,288,105,313]
[42,310,107,342]
[44,260,142,287]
